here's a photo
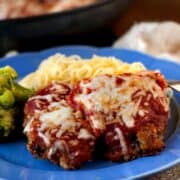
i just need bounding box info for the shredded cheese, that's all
[74,74,168,128]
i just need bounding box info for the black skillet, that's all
[0,0,132,55]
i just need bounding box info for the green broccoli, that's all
[0,89,15,109]
[0,66,18,79]
[0,66,34,140]
[10,79,34,102]
[0,108,15,137]
[0,66,18,90]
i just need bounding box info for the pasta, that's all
[20,53,146,91]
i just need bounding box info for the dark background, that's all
[1,0,180,56]
[114,0,180,36]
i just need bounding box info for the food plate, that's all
[0,46,179,180]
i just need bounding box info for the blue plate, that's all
[0,46,179,180]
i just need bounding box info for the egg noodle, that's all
[20,53,146,91]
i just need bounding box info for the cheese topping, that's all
[37,101,78,140]
[40,106,73,126]
[48,141,67,159]
[78,129,94,139]
[115,128,128,155]
[74,74,168,128]
[23,117,34,133]
[38,131,50,145]
[29,94,56,102]
[24,93,95,146]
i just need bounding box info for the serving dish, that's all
[0,46,179,180]
[0,0,132,55]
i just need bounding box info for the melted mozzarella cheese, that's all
[40,106,72,125]
[78,129,94,139]
[29,94,56,102]
[39,105,77,138]
[49,82,70,94]
[48,102,63,109]
[115,128,127,155]
[38,131,50,145]
[74,74,168,128]
[91,117,105,130]
[48,141,66,158]
[23,117,34,133]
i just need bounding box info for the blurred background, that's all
[113,0,180,36]
[0,0,180,60]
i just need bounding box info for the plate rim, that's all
[1,45,180,65]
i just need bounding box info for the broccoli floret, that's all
[0,108,15,137]
[0,66,34,140]
[10,80,34,102]
[0,66,18,79]
[0,89,15,109]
